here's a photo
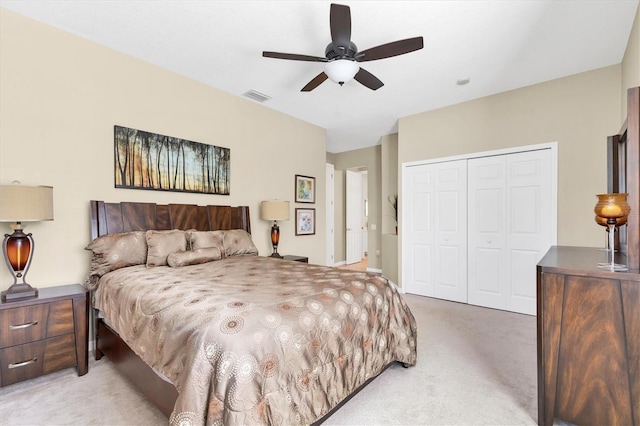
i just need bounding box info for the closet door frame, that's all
[401,142,558,304]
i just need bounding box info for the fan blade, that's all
[357,37,424,62]
[330,3,351,51]
[263,51,327,62]
[354,68,384,90]
[301,72,329,92]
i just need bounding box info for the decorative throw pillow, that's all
[84,231,147,288]
[223,229,258,257]
[167,247,223,267]
[146,230,187,267]
[189,230,225,251]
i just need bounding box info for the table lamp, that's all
[0,184,54,302]
[260,200,290,258]
[594,193,630,271]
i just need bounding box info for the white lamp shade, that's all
[324,59,359,84]
[0,185,54,222]
[260,200,290,221]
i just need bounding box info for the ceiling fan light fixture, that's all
[324,59,359,85]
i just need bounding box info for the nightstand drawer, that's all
[0,300,74,349]
[0,334,76,386]
[0,339,45,386]
[0,304,49,348]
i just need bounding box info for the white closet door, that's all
[468,149,552,315]
[404,160,467,302]
[468,155,508,310]
[404,164,435,296]
[433,161,468,303]
[505,149,553,315]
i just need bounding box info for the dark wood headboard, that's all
[90,200,251,240]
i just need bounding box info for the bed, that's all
[86,200,417,425]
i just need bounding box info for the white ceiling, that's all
[1,0,638,153]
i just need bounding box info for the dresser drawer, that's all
[0,300,74,349]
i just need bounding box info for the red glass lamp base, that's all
[2,225,39,302]
[270,222,282,258]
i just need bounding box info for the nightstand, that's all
[283,255,309,263]
[0,284,89,387]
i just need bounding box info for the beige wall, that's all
[0,9,327,291]
[622,4,640,120]
[398,65,622,285]
[332,169,346,263]
[329,145,382,269]
[381,133,398,235]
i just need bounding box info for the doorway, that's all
[346,168,368,266]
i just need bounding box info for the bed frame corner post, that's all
[90,200,107,240]
[241,206,251,234]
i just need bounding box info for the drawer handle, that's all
[8,358,38,369]
[9,321,38,330]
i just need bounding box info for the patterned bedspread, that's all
[94,255,417,425]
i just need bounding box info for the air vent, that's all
[242,89,271,103]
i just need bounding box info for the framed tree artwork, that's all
[114,125,230,195]
[295,208,315,236]
[295,175,315,203]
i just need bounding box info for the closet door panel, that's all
[404,166,435,296]
[404,160,467,302]
[507,149,553,315]
[510,249,539,299]
[468,156,508,310]
[476,250,502,293]
[433,161,467,303]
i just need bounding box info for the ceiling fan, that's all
[262,3,424,92]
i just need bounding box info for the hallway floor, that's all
[338,255,368,271]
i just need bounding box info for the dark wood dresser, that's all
[0,284,89,386]
[537,246,639,426]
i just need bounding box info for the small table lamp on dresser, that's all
[260,200,290,258]
[0,184,54,302]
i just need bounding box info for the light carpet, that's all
[0,294,537,425]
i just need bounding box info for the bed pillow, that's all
[223,229,259,257]
[84,231,147,289]
[167,247,223,267]
[189,230,225,251]
[146,229,187,267]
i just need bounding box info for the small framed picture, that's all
[295,175,315,203]
[295,208,316,236]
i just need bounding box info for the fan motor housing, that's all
[325,42,358,60]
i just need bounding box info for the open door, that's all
[346,169,363,265]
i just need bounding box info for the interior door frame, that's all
[326,163,335,266]
[401,142,558,292]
